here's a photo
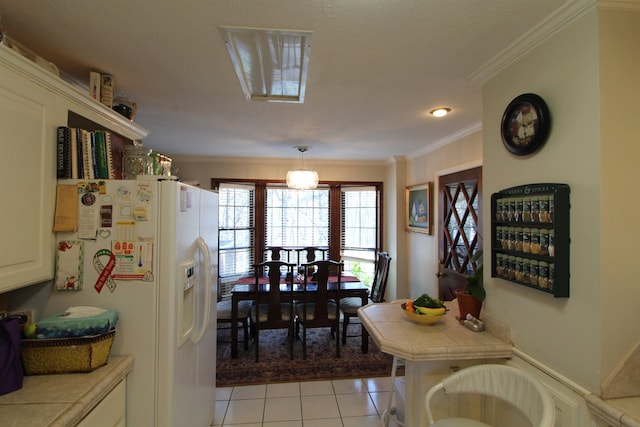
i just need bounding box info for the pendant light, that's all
[286,146,319,190]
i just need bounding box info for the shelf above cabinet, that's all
[0,44,148,141]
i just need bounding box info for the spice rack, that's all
[490,183,570,298]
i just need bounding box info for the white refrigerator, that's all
[45,177,217,426]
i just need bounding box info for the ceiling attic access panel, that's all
[219,26,312,103]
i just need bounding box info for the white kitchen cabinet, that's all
[77,379,127,427]
[0,44,147,293]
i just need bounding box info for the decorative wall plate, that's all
[500,93,550,156]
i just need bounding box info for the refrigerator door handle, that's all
[191,237,212,344]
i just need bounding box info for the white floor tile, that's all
[301,394,341,420]
[300,379,334,396]
[230,384,267,400]
[223,398,265,424]
[263,396,302,422]
[263,421,302,427]
[214,376,396,426]
[266,382,300,398]
[213,400,228,426]
[303,418,344,427]
[369,390,392,415]
[364,376,392,393]
[336,392,378,417]
[216,386,233,401]
[332,378,367,394]
[342,414,384,427]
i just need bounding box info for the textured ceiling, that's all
[0,0,582,161]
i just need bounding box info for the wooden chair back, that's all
[369,251,391,303]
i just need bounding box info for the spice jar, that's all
[548,263,555,290]
[496,199,504,221]
[522,227,531,253]
[539,229,549,256]
[529,260,539,285]
[514,197,523,222]
[539,195,550,223]
[530,228,540,254]
[514,227,523,252]
[522,197,531,222]
[538,261,549,289]
[530,196,540,222]
[548,229,555,257]
[515,257,524,281]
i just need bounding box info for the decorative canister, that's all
[123,141,152,179]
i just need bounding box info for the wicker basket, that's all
[20,329,115,375]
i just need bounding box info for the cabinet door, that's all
[0,84,55,292]
[77,380,126,427]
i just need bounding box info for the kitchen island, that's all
[0,355,133,427]
[358,301,512,427]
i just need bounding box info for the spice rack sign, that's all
[490,183,570,298]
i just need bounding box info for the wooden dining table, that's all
[229,275,370,359]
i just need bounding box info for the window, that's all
[218,184,254,283]
[342,187,379,285]
[266,187,329,265]
[215,179,383,286]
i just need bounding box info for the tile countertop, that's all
[0,355,133,427]
[358,301,513,362]
[585,394,640,427]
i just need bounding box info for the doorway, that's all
[437,166,482,300]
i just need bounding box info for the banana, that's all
[415,306,446,316]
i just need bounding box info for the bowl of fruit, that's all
[401,294,447,325]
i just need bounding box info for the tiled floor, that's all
[213,376,403,426]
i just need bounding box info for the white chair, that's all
[424,364,555,427]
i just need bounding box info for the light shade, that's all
[220,26,312,103]
[286,170,319,190]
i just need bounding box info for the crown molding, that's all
[469,0,597,84]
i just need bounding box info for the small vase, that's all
[456,289,483,320]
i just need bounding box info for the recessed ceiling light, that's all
[430,108,451,118]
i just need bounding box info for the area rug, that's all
[216,323,395,387]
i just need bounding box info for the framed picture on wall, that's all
[406,182,432,234]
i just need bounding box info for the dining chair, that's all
[294,259,343,359]
[340,251,391,345]
[295,246,329,276]
[216,297,251,351]
[424,364,555,427]
[251,260,296,362]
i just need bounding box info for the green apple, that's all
[24,323,37,339]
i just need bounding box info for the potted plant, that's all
[456,249,485,320]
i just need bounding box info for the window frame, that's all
[212,178,384,280]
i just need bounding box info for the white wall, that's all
[172,155,387,188]
[405,131,482,300]
[482,10,603,392]
[598,6,640,386]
